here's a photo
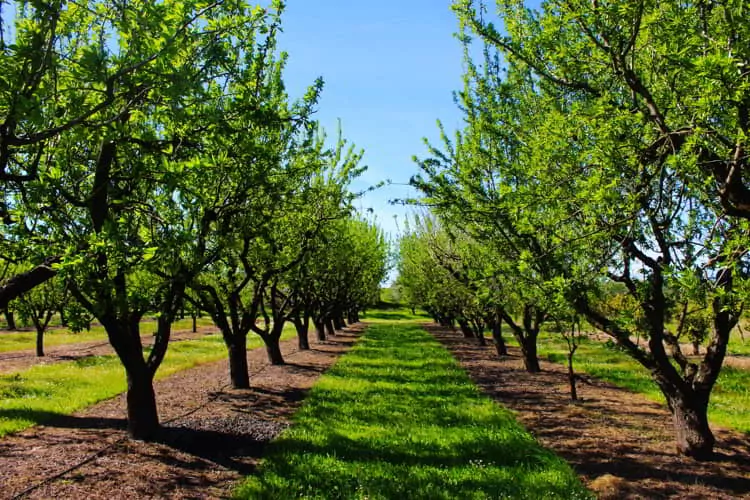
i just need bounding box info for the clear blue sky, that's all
[277,1,467,245]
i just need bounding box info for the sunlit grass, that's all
[0,324,296,437]
[0,317,216,353]
[534,333,750,433]
[237,321,590,500]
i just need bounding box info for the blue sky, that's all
[277,1,467,244]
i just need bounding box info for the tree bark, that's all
[325,318,336,337]
[314,318,326,342]
[667,392,714,460]
[520,334,541,373]
[458,319,474,338]
[35,326,45,357]
[264,335,285,365]
[567,347,578,401]
[295,316,310,350]
[491,320,508,356]
[125,365,160,440]
[191,314,197,333]
[333,316,344,330]
[227,340,250,389]
[4,308,16,330]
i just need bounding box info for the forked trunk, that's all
[126,365,159,440]
[667,392,714,460]
[227,340,250,389]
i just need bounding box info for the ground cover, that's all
[237,319,590,499]
[0,326,296,437]
[0,317,215,353]
[530,332,750,434]
[431,325,750,499]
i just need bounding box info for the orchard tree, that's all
[14,274,66,356]
[413,0,750,458]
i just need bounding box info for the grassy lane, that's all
[0,317,216,353]
[533,333,750,433]
[0,327,296,437]
[237,321,590,500]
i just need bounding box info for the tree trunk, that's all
[4,308,16,330]
[35,325,45,357]
[667,392,714,460]
[125,366,159,440]
[458,320,474,338]
[520,334,541,373]
[325,318,336,337]
[314,319,326,342]
[192,314,197,333]
[295,316,310,350]
[692,341,700,356]
[59,308,67,327]
[567,348,578,401]
[475,325,487,346]
[491,321,508,356]
[227,340,250,389]
[333,316,344,330]
[264,335,285,365]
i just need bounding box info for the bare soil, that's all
[0,326,217,375]
[0,326,362,499]
[428,324,750,500]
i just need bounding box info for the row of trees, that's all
[400,0,750,460]
[1,0,387,439]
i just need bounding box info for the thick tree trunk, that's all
[314,319,326,342]
[667,392,714,460]
[325,318,336,337]
[520,334,541,373]
[333,316,344,330]
[4,308,16,330]
[227,340,250,389]
[491,321,508,356]
[125,366,159,440]
[264,336,285,365]
[692,341,700,356]
[475,325,487,346]
[35,326,45,357]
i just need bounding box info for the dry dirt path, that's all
[0,326,217,375]
[429,324,750,500]
[0,325,363,499]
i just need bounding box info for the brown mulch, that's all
[0,326,363,499]
[0,327,218,375]
[427,324,750,500]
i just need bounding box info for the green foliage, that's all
[237,322,590,499]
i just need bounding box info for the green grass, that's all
[534,333,750,433]
[0,317,216,353]
[237,321,590,500]
[0,325,296,437]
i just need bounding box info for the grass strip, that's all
[0,326,296,437]
[0,317,216,353]
[534,333,750,433]
[237,321,591,500]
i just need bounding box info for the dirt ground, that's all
[0,326,217,375]
[0,326,362,499]
[428,324,750,499]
